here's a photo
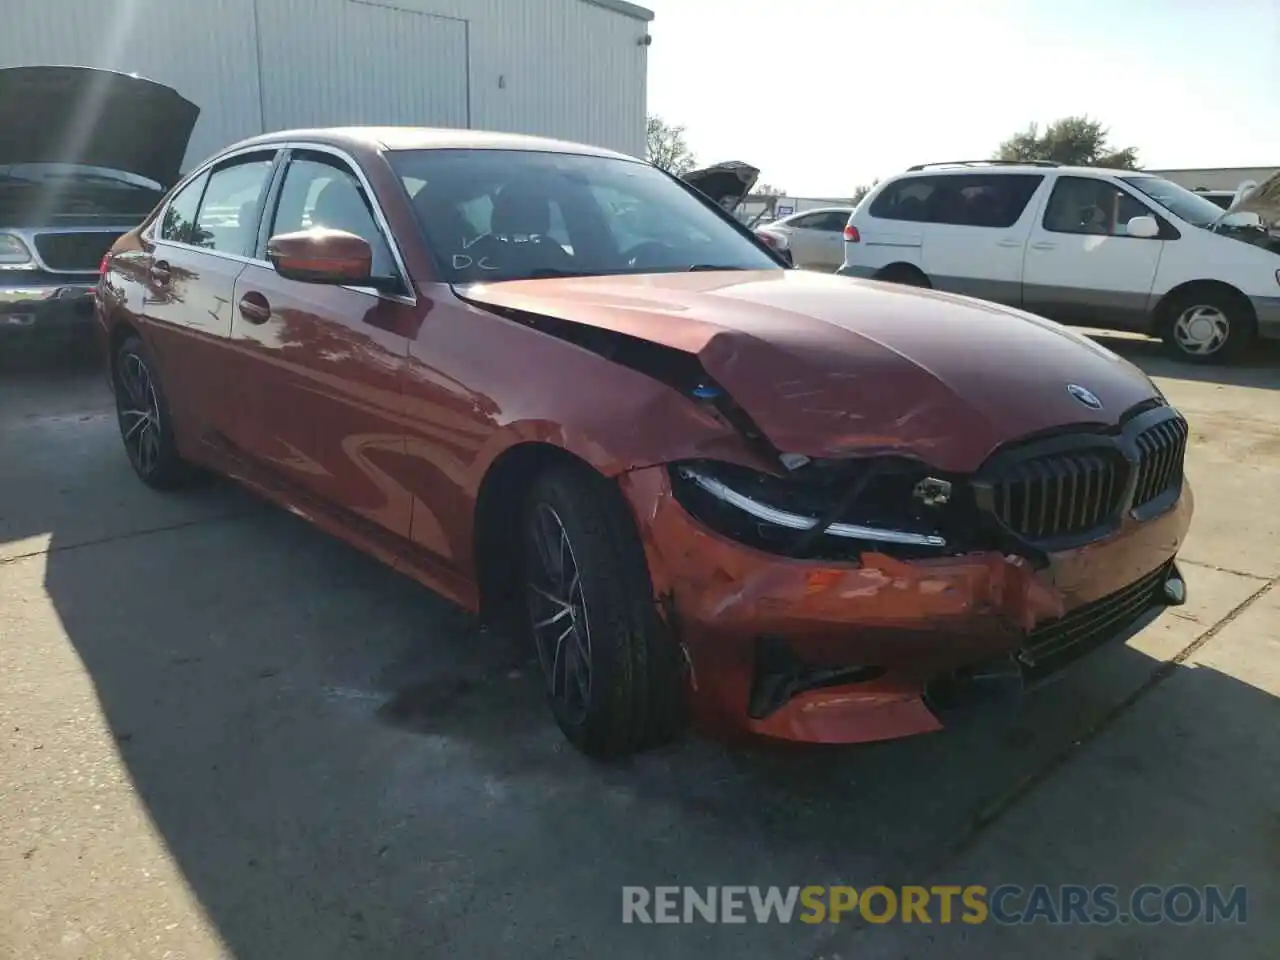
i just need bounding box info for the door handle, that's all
[1029,241,1057,251]
[150,260,172,282]
[996,239,1023,248]
[238,293,271,325]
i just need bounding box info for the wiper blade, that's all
[526,268,592,279]
[687,264,751,272]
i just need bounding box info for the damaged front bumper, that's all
[620,466,1194,745]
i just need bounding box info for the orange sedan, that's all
[97,127,1192,757]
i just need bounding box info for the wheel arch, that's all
[873,262,931,287]
[1152,279,1256,332]
[471,440,625,625]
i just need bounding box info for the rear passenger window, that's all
[160,172,210,246]
[1043,177,1153,237]
[193,154,276,256]
[869,174,1043,228]
[814,210,851,231]
[787,213,825,230]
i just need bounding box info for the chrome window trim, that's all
[150,140,418,306]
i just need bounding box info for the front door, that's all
[229,148,417,538]
[1022,175,1165,330]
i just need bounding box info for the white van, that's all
[838,161,1280,363]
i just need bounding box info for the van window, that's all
[1043,177,1151,237]
[869,174,1044,228]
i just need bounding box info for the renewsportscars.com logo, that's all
[622,885,1249,926]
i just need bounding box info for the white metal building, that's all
[0,0,653,172]
[1147,166,1277,192]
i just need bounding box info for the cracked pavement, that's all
[1,337,1278,959]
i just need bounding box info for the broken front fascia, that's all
[620,465,1066,742]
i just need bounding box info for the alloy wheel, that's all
[524,502,592,722]
[116,353,163,476]
[1172,304,1229,357]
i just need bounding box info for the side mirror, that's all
[267,228,373,285]
[1125,215,1160,239]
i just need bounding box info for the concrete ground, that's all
[1,334,1277,959]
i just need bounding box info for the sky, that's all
[640,0,1280,197]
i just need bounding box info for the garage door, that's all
[256,0,468,133]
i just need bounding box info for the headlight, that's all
[0,234,33,266]
[668,458,969,559]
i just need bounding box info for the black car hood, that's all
[682,161,760,213]
[0,66,199,187]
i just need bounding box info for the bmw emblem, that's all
[1067,384,1102,409]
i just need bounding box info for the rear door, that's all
[229,147,417,538]
[1021,175,1164,329]
[914,173,1046,306]
[137,150,279,449]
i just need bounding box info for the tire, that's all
[519,463,685,757]
[1160,288,1256,364]
[112,335,197,489]
[875,264,931,288]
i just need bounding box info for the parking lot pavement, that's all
[1,341,1278,960]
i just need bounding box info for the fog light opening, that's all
[748,636,885,720]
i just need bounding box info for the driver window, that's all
[1043,177,1150,237]
[270,153,396,277]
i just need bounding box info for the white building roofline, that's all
[581,0,654,22]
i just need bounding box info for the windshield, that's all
[1120,176,1227,228]
[388,149,780,284]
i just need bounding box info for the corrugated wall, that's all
[0,0,650,169]
[336,0,650,157]
[0,0,265,168]
[255,0,469,132]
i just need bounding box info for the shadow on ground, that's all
[3,350,1276,960]
[1087,330,1280,391]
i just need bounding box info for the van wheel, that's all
[875,264,931,288]
[519,463,685,758]
[1160,289,1256,364]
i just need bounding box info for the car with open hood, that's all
[96,127,1193,757]
[0,66,198,351]
[682,160,795,266]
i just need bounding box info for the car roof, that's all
[220,125,639,161]
[893,164,1152,179]
[783,206,854,215]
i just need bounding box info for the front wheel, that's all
[1161,291,1256,364]
[520,464,685,757]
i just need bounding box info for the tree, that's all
[850,179,879,205]
[755,183,786,197]
[995,116,1139,169]
[646,115,696,175]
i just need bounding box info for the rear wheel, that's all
[113,335,196,489]
[1160,289,1256,364]
[520,464,685,757]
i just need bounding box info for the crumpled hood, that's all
[461,269,1162,472]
